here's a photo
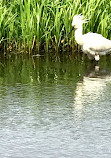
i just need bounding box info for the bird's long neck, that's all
[75,26,83,46]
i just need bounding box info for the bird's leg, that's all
[95,53,100,61]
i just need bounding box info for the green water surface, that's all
[0,54,111,158]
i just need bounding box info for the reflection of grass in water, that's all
[0,54,87,86]
[0,0,111,53]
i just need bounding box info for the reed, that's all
[0,0,111,53]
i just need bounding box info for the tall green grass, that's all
[0,0,111,53]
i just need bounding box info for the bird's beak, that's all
[61,27,74,43]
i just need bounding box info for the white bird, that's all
[62,15,111,61]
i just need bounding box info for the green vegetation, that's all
[0,0,111,53]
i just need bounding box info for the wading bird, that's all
[61,15,111,61]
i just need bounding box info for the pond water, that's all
[0,53,111,158]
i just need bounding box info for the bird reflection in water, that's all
[73,64,111,119]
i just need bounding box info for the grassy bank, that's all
[0,0,111,53]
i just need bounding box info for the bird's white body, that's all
[72,15,111,61]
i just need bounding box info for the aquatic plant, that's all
[0,0,111,53]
